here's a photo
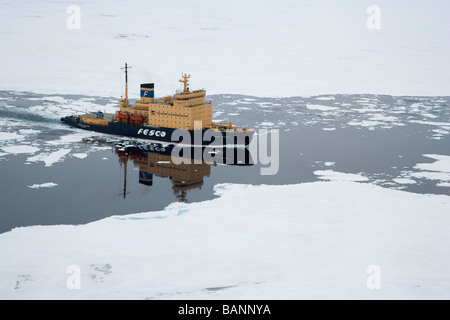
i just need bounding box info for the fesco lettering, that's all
[137,128,166,138]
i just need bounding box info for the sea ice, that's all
[393,178,417,185]
[72,153,88,159]
[314,170,369,182]
[0,132,24,141]
[27,182,58,189]
[306,104,338,112]
[1,145,39,154]
[0,181,449,299]
[27,148,71,167]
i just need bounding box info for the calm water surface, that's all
[0,91,448,233]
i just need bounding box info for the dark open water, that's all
[0,91,449,233]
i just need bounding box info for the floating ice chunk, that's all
[414,154,450,173]
[44,148,71,166]
[410,171,450,182]
[348,120,384,128]
[322,128,336,131]
[409,154,450,184]
[314,96,335,101]
[314,170,368,182]
[18,129,41,135]
[393,178,417,185]
[28,182,58,189]
[257,102,275,106]
[306,104,338,111]
[353,108,380,113]
[1,145,39,154]
[0,132,25,141]
[409,120,450,128]
[437,182,450,187]
[410,154,450,183]
[369,114,399,122]
[27,148,71,166]
[432,129,449,135]
[324,162,335,167]
[421,112,438,119]
[259,121,275,126]
[73,153,88,159]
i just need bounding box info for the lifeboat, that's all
[130,115,143,122]
[118,112,129,119]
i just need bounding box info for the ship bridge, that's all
[117,72,212,130]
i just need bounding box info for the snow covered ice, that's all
[0,0,449,97]
[1,182,449,300]
[0,0,450,300]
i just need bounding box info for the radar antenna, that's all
[179,73,190,93]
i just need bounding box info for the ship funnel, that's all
[140,83,154,103]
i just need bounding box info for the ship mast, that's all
[121,63,132,107]
[179,73,190,93]
[123,158,127,199]
[118,150,130,199]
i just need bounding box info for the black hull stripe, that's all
[61,119,253,146]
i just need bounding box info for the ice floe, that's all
[72,153,88,159]
[314,170,369,182]
[1,145,39,154]
[26,148,71,167]
[0,132,24,141]
[27,182,58,189]
[393,154,450,188]
[414,155,450,172]
[306,104,338,111]
[1,181,449,299]
[314,96,335,101]
[393,178,417,185]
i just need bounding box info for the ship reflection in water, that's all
[114,141,253,202]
